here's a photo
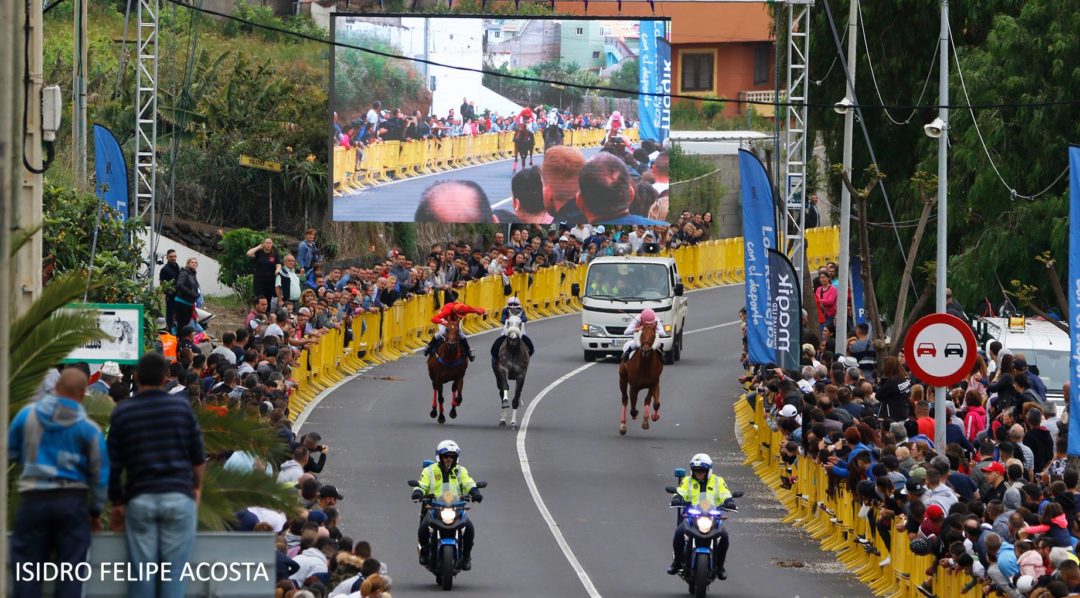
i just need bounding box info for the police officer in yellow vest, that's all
[668,453,732,579]
[412,440,482,570]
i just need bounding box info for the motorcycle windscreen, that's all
[436,488,463,505]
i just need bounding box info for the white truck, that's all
[975,316,1069,407]
[575,256,688,364]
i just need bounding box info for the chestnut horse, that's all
[427,316,468,424]
[617,321,663,435]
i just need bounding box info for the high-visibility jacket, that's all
[417,462,477,503]
[159,332,178,363]
[675,473,731,510]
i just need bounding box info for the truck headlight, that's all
[663,324,672,334]
[583,325,607,337]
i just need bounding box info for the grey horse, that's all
[493,315,530,430]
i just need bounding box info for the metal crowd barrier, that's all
[734,390,980,598]
[287,228,840,420]
[332,128,623,195]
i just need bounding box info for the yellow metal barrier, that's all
[735,386,983,598]
[287,231,840,419]
[333,128,642,191]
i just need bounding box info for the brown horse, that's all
[427,316,468,424]
[617,321,663,435]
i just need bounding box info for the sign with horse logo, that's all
[62,303,145,364]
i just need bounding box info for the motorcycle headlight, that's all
[695,516,714,534]
[440,508,457,525]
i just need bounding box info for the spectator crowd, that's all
[750,297,1078,598]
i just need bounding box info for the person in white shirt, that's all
[627,226,647,254]
[277,446,309,485]
[290,538,335,585]
[570,223,591,243]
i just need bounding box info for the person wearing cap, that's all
[619,308,667,362]
[424,301,487,361]
[90,361,123,395]
[312,485,344,513]
[177,325,201,356]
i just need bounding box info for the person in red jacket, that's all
[424,302,487,361]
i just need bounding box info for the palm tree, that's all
[8,270,297,530]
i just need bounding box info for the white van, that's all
[575,256,688,364]
[976,316,1069,406]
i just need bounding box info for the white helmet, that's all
[507,296,522,307]
[436,440,461,459]
[689,453,713,472]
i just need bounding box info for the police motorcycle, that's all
[408,467,488,591]
[665,468,743,597]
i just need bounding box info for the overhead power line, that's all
[155,0,1080,112]
[946,20,1069,202]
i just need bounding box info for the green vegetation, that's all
[668,144,725,218]
[807,0,1077,319]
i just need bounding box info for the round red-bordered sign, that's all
[902,313,978,387]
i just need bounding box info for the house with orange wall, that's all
[555,1,777,119]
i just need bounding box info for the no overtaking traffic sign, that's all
[902,313,977,387]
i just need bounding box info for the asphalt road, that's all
[332,148,602,222]
[301,284,868,597]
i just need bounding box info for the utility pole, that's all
[933,0,950,450]
[73,0,88,190]
[19,0,45,315]
[0,0,28,592]
[834,0,857,356]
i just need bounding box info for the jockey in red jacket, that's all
[425,302,487,361]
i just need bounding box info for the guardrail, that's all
[287,226,840,419]
[332,128,640,195]
[734,391,979,598]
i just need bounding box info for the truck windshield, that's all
[585,263,670,300]
[1027,350,1068,395]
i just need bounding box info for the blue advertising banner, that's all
[656,34,671,144]
[739,149,777,365]
[637,21,669,144]
[92,124,129,221]
[768,249,801,371]
[1068,146,1080,456]
[850,256,867,327]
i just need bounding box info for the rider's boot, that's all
[424,337,438,356]
[621,347,633,362]
[667,556,681,576]
[462,337,475,361]
[524,335,535,356]
[460,549,472,571]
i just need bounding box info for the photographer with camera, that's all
[301,432,329,474]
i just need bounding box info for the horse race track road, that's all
[302,284,868,597]
[332,148,602,222]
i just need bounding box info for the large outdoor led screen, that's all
[330,14,672,225]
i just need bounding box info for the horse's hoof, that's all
[438,413,446,424]
[429,409,438,419]
[652,410,660,422]
[510,421,518,431]
[499,419,506,427]
[630,410,639,420]
[642,418,650,430]
[619,424,627,435]
[501,398,509,409]
[449,407,458,419]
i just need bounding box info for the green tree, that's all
[609,58,639,98]
[805,0,1074,318]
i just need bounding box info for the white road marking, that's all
[491,195,513,208]
[515,317,740,597]
[516,362,602,597]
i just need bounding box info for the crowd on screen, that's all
[333,98,629,148]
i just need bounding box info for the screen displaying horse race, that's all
[329,14,672,225]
